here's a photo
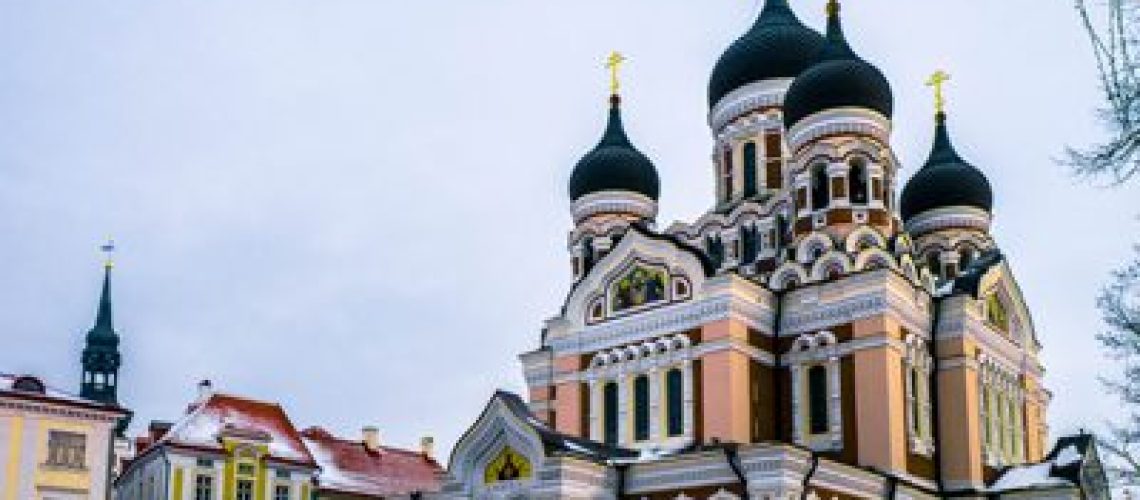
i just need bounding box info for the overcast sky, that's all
[1,0,1136,459]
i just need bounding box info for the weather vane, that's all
[926,70,951,114]
[100,238,116,269]
[605,51,625,95]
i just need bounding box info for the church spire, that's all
[81,239,123,410]
[94,241,114,333]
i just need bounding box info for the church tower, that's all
[567,52,661,282]
[80,241,123,408]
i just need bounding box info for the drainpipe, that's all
[799,452,819,500]
[614,462,628,500]
[724,443,750,500]
[885,474,898,499]
[773,289,786,442]
[929,294,946,494]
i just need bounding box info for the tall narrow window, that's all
[909,369,921,435]
[849,159,868,204]
[274,485,290,500]
[765,132,783,189]
[634,375,650,441]
[706,235,724,269]
[808,365,829,434]
[811,163,829,210]
[743,142,758,198]
[722,148,735,201]
[666,368,684,437]
[603,382,619,445]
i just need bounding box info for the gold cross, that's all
[926,70,951,114]
[100,237,116,269]
[606,51,626,95]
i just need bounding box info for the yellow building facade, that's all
[1,374,127,500]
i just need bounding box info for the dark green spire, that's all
[598,95,633,148]
[818,0,856,61]
[923,112,966,167]
[81,244,122,409]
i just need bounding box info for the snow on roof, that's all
[0,373,120,410]
[300,427,442,498]
[159,393,315,465]
[989,462,1071,492]
[989,443,1087,492]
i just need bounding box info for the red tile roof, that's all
[301,427,443,498]
[158,393,316,467]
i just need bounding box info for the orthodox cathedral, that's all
[441,1,1109,498]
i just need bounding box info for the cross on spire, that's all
[605,51,626,96]
[100,237,116,269]
[926,70,951,114]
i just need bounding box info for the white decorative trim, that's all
[572,190,658,224]
[787,108,892,153]
[905,206,992,237]
[709,78,794,132]
[788,331,844,452]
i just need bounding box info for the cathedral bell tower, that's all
[80,241,123,409]
[566,52,661,281]
[782,0,896,242]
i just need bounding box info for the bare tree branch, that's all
[1069,0,1140,184]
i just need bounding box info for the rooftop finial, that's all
[100,237,116,269]
[926,70,951,116]
[605,51,626,98]
[826,0,840,17]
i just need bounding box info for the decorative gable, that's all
[564,228,710,328]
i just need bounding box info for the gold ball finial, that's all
[925,70,952,115]
[605,51,626,96]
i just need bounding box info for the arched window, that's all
[666,368,684,437]
[743,142,758,198]
[707,235,725,269]
[603,382,619,445]
[722,148,735,201]
[849,158,868,204]
[926,251,942,280]
[808,365,829,434]
[634,375,650,441]
[959,247,976,270]
[811,163,829,210]
[741,226,758,265]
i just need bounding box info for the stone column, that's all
[851,316,908,475]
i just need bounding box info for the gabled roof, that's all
[156,392,316,467]
[301,427,442,498]
[491,391,637,463]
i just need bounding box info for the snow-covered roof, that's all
[0,373,125,413]
[157,392,315,466]
[989,435,1096,493]
[301,427,442,498]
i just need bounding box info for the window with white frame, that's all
[587,334,694,448]
[978,355,1026,467]
[904,334,934,455]
[788,331,843,451]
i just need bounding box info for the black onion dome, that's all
[782,1,893,129]
[708,0,825,108]
[569,96,661,201]
[900,113,994,221]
